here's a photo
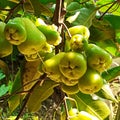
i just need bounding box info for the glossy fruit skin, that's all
[4,17,27,45]
[59,52,87,80]
[69,34,85,51]
[37,25,61,46]
[17,17,46,55]
[61,83,79,94]
[78,68,104,94]
[65,25,90,40]
[78,111,99,120]
[86,44,112,72]
[0,22,13,57]
[42,52,65,82]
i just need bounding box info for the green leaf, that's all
[89,18,115,42]
[66,2,81,12]
[38,0,56,4]
[70,92,110,119]
[102,66,120,81]
[0,84,9,97]
[95,84,118,103]
[0,69,5,80]
[29,0,53,17]
[27,79,59,112]
[103,15,120,30]
[96,0,120,16]
[8,69,23,113]
[66,5,96,28]
[96,40,118,56]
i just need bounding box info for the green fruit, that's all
[17,17,46,55]
[42,52,65,82]
[65,25,90,40]
[37,24,61,46]
[78,111,99,120]
[0,22,13,57]
[4,17,27,45]
[59,52,87,80]
[78,68,104,94]
[69,34,87,51]
[86,44,112,72]
[61,83,79,94]
[68,108,80,120]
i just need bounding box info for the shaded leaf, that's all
[27,79,59,112]
[103,15,120,30]
[29,0,53,17]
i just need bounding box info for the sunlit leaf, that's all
[67,5,97,28]
[95,84,118,103]
[0,84,9,97]
[102,66,120,81]
[70,92,110,119]
[0,69,5,80]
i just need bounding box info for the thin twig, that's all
[15,73,46,120]
[63,96,69,120]
[4,0,24,23]
[98,1,117,20]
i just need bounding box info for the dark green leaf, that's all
[104,15,120,30]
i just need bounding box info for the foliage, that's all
[0,0,120,120]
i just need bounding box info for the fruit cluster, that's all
[0,17,112,95]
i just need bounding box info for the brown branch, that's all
[4,0,24,23]
[52,0,66,54]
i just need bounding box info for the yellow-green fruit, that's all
[61,77,78,86]
[59,52,87,80]
[61,83,79,94]
[37,25,61,46]
[4,17,27,45]
[78,111,99,120]
[0,22,13,57]
[65,25,90,40]
[86,44,112,72]
[42,52,65,82]
[78,68,104,94]
[17,18,46,55]
[69,34,87,51]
